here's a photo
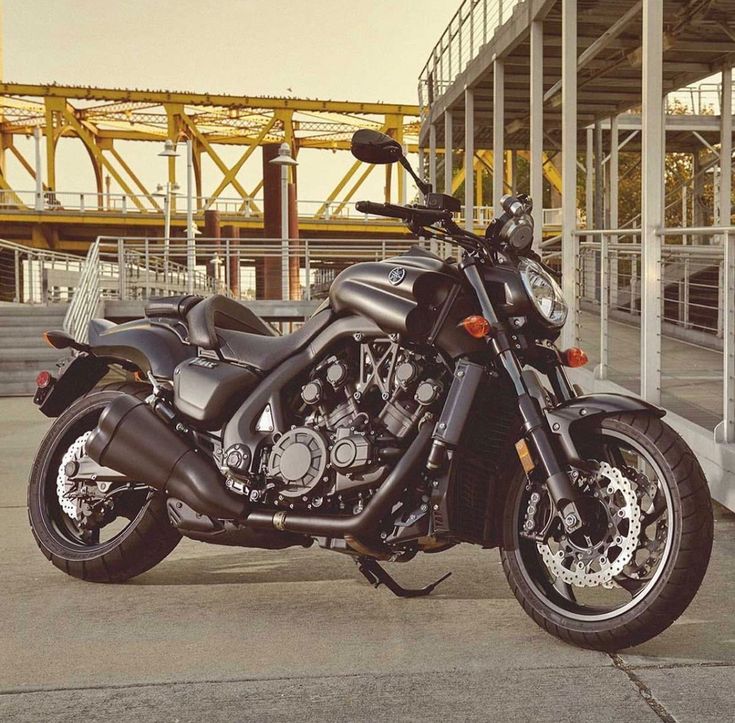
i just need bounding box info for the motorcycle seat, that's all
[187,295,277,348]
[144,294,203,321]
[187,294,333,372]
[216,307,333,372]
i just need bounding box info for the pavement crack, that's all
[609,654,676,723]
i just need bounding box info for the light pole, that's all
[268,142,298,300]
[158,140,180,284]
[155,180,180,281]
[159,138,197,293]
[33,127,43,211]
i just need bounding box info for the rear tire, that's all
[28,382,181,583]
[501,412,713,651]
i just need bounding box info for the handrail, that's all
[63,240,100,343]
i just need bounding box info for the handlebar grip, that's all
[355,200,408,219]
[356,200,450,225]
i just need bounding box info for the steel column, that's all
[493,59,505,214]
[33,128,43,211]
[609,115,619,309]
[640,0,664,403]
[530,20,543,251]
[721,65,734,442]
[585,127,594,231]
[561,0,578,348]
[429,123,437,190]
[465,88,475,232]
[444,111,453,194]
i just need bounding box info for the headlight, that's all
[519,258,568,327]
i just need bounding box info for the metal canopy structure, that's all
[0,83,422,246]
[419,0,735,509]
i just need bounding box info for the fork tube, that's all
[462,259,583,529]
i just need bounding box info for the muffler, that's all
[86,394,247,520]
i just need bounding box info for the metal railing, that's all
[418,0,522,114]
[0,190,412,224]
[0,239,87,304]
[567,228,733,436]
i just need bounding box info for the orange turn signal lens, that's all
[461,315,491,339]
[562,347,589,368]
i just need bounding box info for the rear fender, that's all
[545,393,665,466]
[34,353,110,417]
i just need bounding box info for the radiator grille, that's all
[449,378,519,545]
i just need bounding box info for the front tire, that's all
[501,412,713,651]
[28,383,181,583]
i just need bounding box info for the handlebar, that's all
[356,200,451,226]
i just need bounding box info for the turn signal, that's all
[36,370,53,389]
[562,347,589,368]
[461,315,491,339]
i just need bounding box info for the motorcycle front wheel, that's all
[501,412,713,651]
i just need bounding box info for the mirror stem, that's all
[400,157,432,197]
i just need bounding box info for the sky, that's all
[3,0,455,201]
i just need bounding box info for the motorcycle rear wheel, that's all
[501,412,713,651]
[27,382,181,583]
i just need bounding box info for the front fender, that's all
[546,393,665,465]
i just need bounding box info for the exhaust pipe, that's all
[244,422,432,538]
[86,394,247,520]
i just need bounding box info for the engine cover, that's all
[267,427,328,498]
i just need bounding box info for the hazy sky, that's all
[3,1,455,203]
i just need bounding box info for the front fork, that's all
[434,261,585,533]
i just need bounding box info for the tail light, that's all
[36,370,54,388]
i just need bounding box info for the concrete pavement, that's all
[1,396,734,722]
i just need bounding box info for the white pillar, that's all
[493,58,505,214]
[429,123,437,191]
[280,162,289,301]
[720,65,734,442]
[585,127,594,231]
[530,20,544,251]
[609,115,619,308]
[465,88,475,232]
[640,0,664,404]
[34,127,43,211]
[561,0,578,348]
[186,139,195,295]
[444,111,454,194]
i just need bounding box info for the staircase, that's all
[0,305,68,396]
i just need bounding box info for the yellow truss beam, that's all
[55,101,147,211]
[203,115,278,211]
[0,83,421,116]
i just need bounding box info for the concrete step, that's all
[0,358,64,372]
[0,379,41,396]
[0,304,67,317]
[0,334,51,347]
[0,348,64,362]
[0,315,67,328]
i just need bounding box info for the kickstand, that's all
[355,556,452,598]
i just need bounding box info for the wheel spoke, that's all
[552,576,577,602]
[613,573,648,598]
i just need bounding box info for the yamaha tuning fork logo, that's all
[388,266,406,286]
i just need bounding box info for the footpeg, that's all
[355,556,452,598]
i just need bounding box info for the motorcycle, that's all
[28,129,713,651]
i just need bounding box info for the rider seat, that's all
[186,295,333,373]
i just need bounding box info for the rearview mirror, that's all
[351,129,404,164]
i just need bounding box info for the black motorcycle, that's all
[28,129,713,651]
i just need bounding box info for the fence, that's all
[418,0,522,113]
[568,230,731,432]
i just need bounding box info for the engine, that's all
[223,337,446,514]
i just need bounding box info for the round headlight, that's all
[519,258,568,327]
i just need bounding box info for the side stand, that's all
[355,556,452,598]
